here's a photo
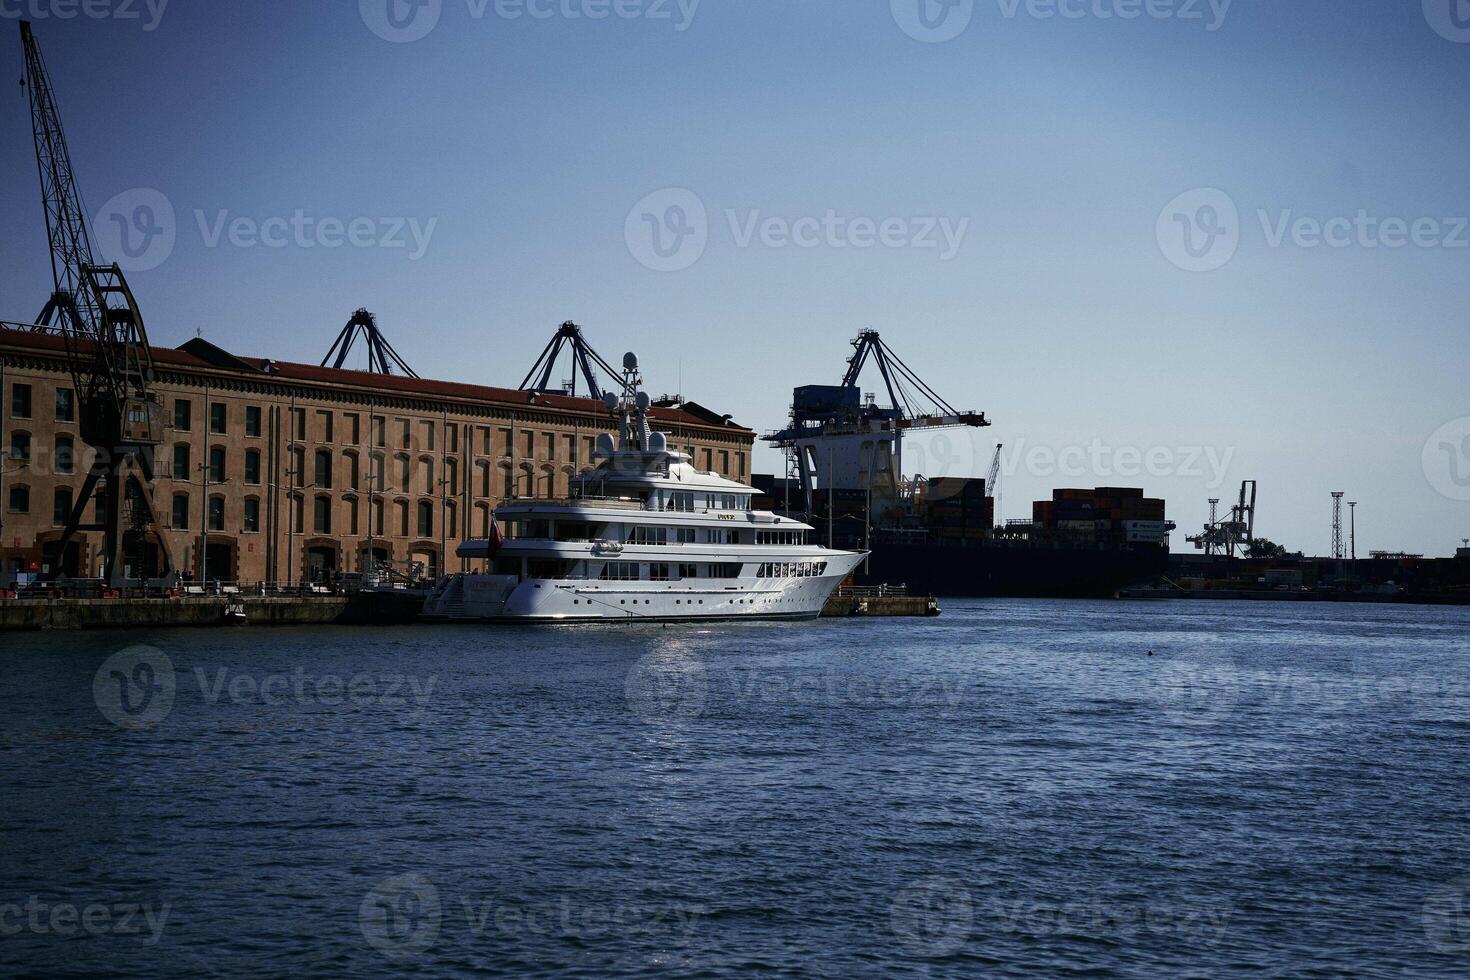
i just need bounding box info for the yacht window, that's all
[628,526,669,545]
[599,561,639,581]
[492,557,520,577]
[667,491,694,512]
[678,563,699,579]
[648,563,671,581]
[676,528,696,544]
[707,563,742,578]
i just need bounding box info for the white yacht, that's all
[423,353,866,623]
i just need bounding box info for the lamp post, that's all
[1348,501,1357,562]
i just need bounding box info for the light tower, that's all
[1331,492,1345,560]
[1348,501,1357,561]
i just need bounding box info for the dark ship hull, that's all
[855,539,1170,599]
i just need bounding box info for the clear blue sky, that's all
[2,1,1467,555]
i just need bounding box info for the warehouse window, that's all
[243,498,260,533]
[292,495,304,535]
[315,449,333,490]
[208,497,225,532]
[52,487,72,526]
[395,500,408,537]
[291,408,306,442]
[373,498,384,536]
[172,444,189,480]
[171,493,188,529]
[173,399,191,431]
[245,405,262,437]
[54,435,74,474]
[346,497,359,535]
[345,452,359,490]
[372,416,385,447]
[445,458,457,495]
[244,450,261,485]
[314,495,331,535]
[421,457,434,495]
[446,423,458,453]
[445,501,456,538]
[370,454,385,492]
[7,485,28,513]
[209,446,226,483]
[420,420,435,451]
[417,500,433,537]
[398,418,410,449]
[94,492,106,523]
[317,410,333,443]
[9,431,30,461]
[344,413,360,444]
[10,383,31,419]
[54,388,74,422]
[209,402,226,434]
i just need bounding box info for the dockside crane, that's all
[1187,479,1257,558]
[519,321,621,400]
[321,309,419,377]
[764,329,988,522]
[19,22,175,585]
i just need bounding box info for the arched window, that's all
[395,500,409,537]
[6,485,29,514]
[171,492,189,529]
[397,455,411,491]
[244,497,261,533]
[417,500,433,537]
[315,449,333,489]
[55,435,74,475]
[373,498,384,536]
[314,494,332,534]
[421,457,434,495]
[370,453,385,492]
[475,502,490,537]
[445,458,458,496]
[477,461,491,498]
[346,496,359,535]
[208,496,225,532]
[445,501,457,537]
[501,464,514,497]
[209,445,226,482]
[244,449,261,485]
[172,444,190,480]
[344,451,360,490]
[9,430,30,461]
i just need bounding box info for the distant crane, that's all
[20,22,175,585]
[520,321,620,400]
[321,309,418,377]
[1187,480,1256,558]
[1331,492,1345,561]
[986,442,1002,528]
[764,330,988,522]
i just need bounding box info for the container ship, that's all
[759,332,1173,599]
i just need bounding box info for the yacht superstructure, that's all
[423,353,865,622]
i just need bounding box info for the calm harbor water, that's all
[3,599,1470,977]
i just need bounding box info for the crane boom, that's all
[20,21,175,586]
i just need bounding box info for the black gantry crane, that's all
[519,321,620,400]
[21,21,176,585]
[321,308,419,377]
[840,329,986,426]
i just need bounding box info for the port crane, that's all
[765,330,988,522]
[321,309,419,377]
[1187,479,1256,558]
[20,22,176,585]
[519,321,621,401]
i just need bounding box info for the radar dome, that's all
[594,433,615,458]
[602,392,619,411]
[635,391,651,410]
[623,352,639,372]
[648,431,667,452]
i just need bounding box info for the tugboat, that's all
[423,353,865,622]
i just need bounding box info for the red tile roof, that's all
[0,325,752,435]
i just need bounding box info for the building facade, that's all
[0,327,754,585]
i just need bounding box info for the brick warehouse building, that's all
[0,326,754,585]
